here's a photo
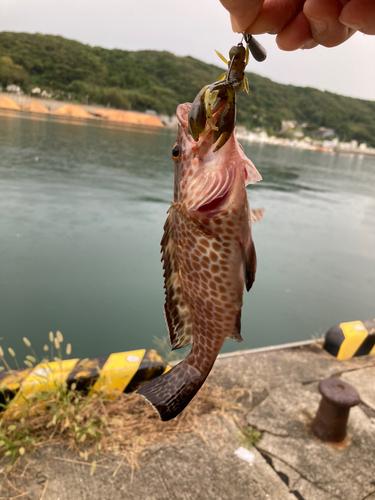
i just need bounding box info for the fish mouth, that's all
[184,134,237,216]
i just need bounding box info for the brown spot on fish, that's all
[209,251,219,261]
[212,241,221,251]
[211,264,220,274]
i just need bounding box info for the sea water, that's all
[1,110,374,363]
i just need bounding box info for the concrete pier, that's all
[1,342,374,499]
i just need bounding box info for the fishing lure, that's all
[188,33,267,152]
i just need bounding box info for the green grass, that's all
[239,425,261,448]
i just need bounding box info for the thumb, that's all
[220,0,265,33]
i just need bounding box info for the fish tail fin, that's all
[137,360,207,421]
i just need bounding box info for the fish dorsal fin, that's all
[161,207,193,350]
[250,208,264,223]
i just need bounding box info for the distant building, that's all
[312,127,336,138]
[31,87,41,94]
[293,131,304,139]
[6,84,21,93]
[41,90,52,98]
[339,140,358,150]
[280,120,297,133]
[158,114,178,127]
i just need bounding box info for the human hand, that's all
[219,0,375,51]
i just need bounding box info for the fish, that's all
[137,101,262,421]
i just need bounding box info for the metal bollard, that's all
[312,378,360,442]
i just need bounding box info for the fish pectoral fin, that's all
[250,208,265,223]
[243,238,257,292]
[162,208,193,350]
[227,310,243,342]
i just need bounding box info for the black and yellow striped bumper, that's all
[323,320,375,360]
[0,349,170,419]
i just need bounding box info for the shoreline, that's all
[0,92,165,128]
[2,91,375,156]
[236,128,375,157]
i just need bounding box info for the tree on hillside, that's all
[0,56,29,87]
[1,32,375,146]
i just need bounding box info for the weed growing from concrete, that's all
[239,425,261,448]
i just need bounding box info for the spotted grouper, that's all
[137,102,262,421]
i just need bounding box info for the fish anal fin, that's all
[244,238,257,292]
[227,309,243,342]
[162,209,193,350]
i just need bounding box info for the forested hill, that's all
[1,31,375,146]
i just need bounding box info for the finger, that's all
[246,0,305,35]
[303,0,356,47]
[219,0,264,33]
[276,10,318,50]
[340,0,375,35]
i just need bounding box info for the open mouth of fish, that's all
[183,141,239,216]
[196,191,229,213]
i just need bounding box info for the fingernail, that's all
[300,39,317,50]
[339,18,361,30]
[309,19,328,34]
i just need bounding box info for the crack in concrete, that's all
[256,445,342,499]
[332,364,375,378]
[301,364,375,387]
[256,428,289,437]
[359,402,375,420]
[250,388,269,410]
[360,488,375,500]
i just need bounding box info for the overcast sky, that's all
[2,0,375,101]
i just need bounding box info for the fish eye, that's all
[171,143,180,161]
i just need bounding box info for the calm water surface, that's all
[1,110,374,363]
